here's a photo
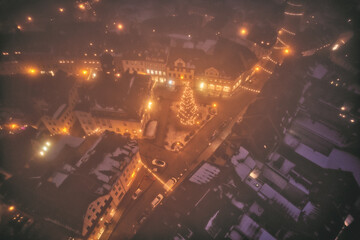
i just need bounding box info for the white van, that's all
[151,194,164,208]
[163,177,177,191]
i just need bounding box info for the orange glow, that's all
[10,123,18,130]
[78,3,85,10]
[180,75,184,80]
[117,24,123,30]
[82,70,88,75]
[255,66,260,71]
[8,206,15,211]
[27,16,32,22]
[284,48,290,54]
[240,28,247,35]
[17,25,22,30]
[131,171,136,178]
[28,68,37,75]
[213,103,217,108]
[59,8,64,13]
[62,127,68,134]
[278,30,282,34]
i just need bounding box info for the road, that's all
[106,88,256,240]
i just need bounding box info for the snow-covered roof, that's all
[283,133,300,148]
[289,177,309,195]
[231,199,245,210]
[47,136,85,161]
[262,167,288,190]
[302,201,319,219]
[231,147,249,165]
[235,214,276,240]
[269,152,295,175]
[50,172,69,188]
[76,135,103,168]
[52,103,67,119]
[189,162,220,185]
[91,153,121,183]
[284,132,360,186]
[227,229,242,240]
[294,116,346,147]
[195,39,217,54]
[260,184,301,221]
[249,202,264,217]
[205,210,219,232]
[235,163,252,181]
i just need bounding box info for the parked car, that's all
[164,177,177,191]
[209,130,219,144]
[152,159,166,168]
[219,120,229,130]
[151,194,164,208]
[132,188,143,200]
[137,214,147,225]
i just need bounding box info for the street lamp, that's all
[78,3,86,10]
[283,48,290,55]
[239,28,247,36]
[28,68,38,75]
[335,214,354,240]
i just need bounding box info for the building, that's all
[1,132,142,239]
[121,48,168,83]
[39,79,80,135]
[74,72,153,138]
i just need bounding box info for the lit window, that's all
[223,86,230,92]
[146,69,150,74]
[150,70,154,75]
[208,84,215,90]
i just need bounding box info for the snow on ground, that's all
[164,102,215,151]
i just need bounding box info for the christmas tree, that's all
[177,82,199,126]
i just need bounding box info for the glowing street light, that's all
[28,68,37,75]
[27,16,33,22]
[59,8,64,13]
[255,66,260,71]
[17,25,22,30]
[148,101,153,110]
[8,206,15,211]
[39,151,44,156]
[240,28,247,36]
[117,24,123,30]
[45,141,51,146]
[82,70,88,75]
[212,103,217,108]
[78,3,86,10]
[199,82,205,89]
[283,48,290,55]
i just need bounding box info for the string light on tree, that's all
[177,82,199,126]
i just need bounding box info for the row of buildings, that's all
[1,131,143,240]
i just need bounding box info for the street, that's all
[106,88,256,240]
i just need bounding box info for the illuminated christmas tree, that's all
[177,82,199,126]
